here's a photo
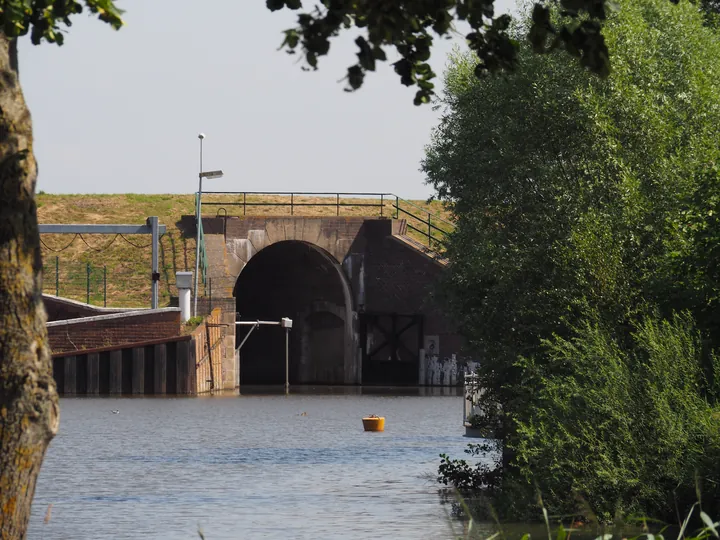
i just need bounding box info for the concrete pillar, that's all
[176,272,193,323]
[64,356,77,395]
[153,343,167,394]
[87,353,100,394]
[109,350,122,395]
[132,347,145,394]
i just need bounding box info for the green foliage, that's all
[427,0,720,522]
[267,0,621,105]
[445,493,720,540]
[513,311,720,521]
[0,0,123,45]
[439,443,499,492]
[184,315,204,331]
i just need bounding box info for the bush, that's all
[440,311,720,522]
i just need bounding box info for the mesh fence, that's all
[43,258,170,308]
[42,258,230,309]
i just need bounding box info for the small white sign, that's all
[424,335,439,357]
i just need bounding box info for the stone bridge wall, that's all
[179,215,475,388]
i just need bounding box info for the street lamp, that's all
[194,133,224,317]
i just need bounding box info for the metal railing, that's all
[201,191,388,216]
[199,191,454,252]
[390,195,453,251]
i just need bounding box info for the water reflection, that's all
[29,387,469,539]
[238,385,464,397]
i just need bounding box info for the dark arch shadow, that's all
[233,241,356,385]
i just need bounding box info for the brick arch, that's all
[232,240,359,384]
[225,216,366,279]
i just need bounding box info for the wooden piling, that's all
[153,343,167,395]
[132,347,145,394]
[63,356,77,395]
[109,350,122,395]
[87,353,100,394]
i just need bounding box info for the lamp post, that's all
[281,317,293,395]
[193,133,224,317]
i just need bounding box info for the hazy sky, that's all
[19,0,515,199]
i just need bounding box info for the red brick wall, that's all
[48,310,181,353]
[361,231,466,359]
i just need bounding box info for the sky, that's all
[19,0,515,200]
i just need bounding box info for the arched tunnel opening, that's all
[234,241,352,386]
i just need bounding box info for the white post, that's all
[285,327,290,395]
[281,317,293,395]
[176,271,193,323]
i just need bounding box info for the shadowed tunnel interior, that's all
[234,241,349,385]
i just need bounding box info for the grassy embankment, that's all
[37,193,451,308]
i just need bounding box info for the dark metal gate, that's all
[360,312,424,385]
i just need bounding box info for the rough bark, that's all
[0,34,59,539]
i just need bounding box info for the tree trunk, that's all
[0,34,59,539]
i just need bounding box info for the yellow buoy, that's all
[362,415,385,432]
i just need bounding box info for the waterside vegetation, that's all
[429,0,720,526]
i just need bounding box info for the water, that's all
[28,388,474,539]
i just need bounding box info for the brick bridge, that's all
[180,195,472,389]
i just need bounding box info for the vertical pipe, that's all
[177,272,192,322]
[55,256,59,296]
[243,192,246,216]
[194,135,203,317]
[150,216,159,309]
[194,189,202,317]
[380,194,384,217]
[291,193,294,215]
[336,193,340,216]
[285,326,290,396]
[395,196,399,219]
[86,262,90,304]
[103,265,107,307]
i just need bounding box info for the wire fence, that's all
[43,257,160,308]
[42,257,229,309]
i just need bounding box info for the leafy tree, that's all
[267,0,710,105]
[425,0,720,520]
[0,2,122,537]
[268,0,619,105]
[0,0,703,537]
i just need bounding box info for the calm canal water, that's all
[28,387,474,539]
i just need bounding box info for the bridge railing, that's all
[200,191,454,252]
[390,196,453,252]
